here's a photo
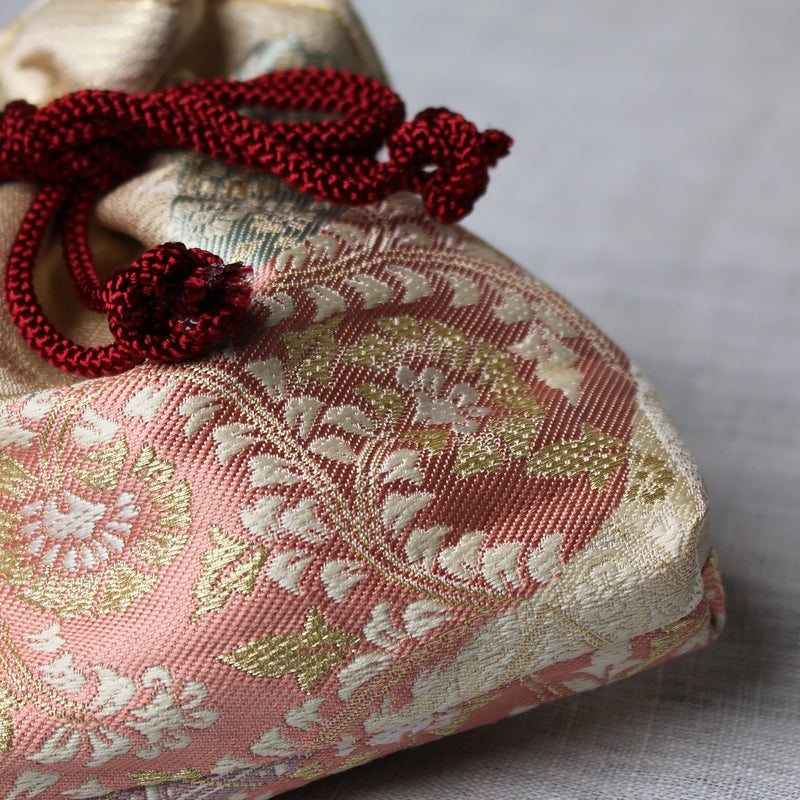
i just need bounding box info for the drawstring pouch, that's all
[0,2,723,799]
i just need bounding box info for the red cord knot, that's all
[104,243,253,363]
[389,108,513,224]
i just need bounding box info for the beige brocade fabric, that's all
[0,0,385,398]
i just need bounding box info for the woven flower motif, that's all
[20,491,139,572]
[396,366,490,435]
[0,402,192,618]
[126,668,219,760]
[365,706,463,746]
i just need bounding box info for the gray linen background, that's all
[0,1,797,798]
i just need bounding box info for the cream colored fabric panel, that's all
[0,0,383,106]
[0,0,202,103]
[97,160,180,252]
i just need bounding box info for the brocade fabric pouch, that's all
[0,2,724,798]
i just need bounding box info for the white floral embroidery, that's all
[21,492,140,572]
[6,770,61,800]
[23,629,220,769]
[396,367,488,435]
[0,411,37,447]
[333,733,358,757]
[126,667,219,760]
[364,706,462,746]
[71,408,119,448]
[29,722,132,767]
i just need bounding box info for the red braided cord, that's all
[6,184,142,375]
[0,67,512,377]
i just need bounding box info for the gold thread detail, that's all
[219,607,361,693]
[192,526,270,621]
[0,677,20,754]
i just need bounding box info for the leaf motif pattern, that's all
[525,424,630,489]
[0,679,20,754]
[220,608,361,694]
[192,526,270,620]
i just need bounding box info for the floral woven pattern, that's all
[0,195,723,799]
[0,2,723,799]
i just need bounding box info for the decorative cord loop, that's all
[0,67,512,376]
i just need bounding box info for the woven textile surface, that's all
[0,1,757,799]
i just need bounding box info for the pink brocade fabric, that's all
[0,197,723,799]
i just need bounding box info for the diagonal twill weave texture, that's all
[0,1,723,799]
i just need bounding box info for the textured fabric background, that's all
[0,1,797,798]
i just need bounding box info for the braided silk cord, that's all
[0,68,511,377]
